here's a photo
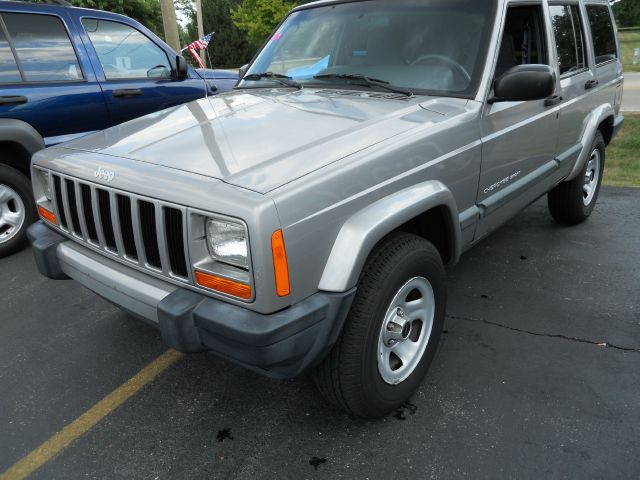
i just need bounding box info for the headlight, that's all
[36,169,52,201]
[206,219,248,269]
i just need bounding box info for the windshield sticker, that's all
[271,31,283,42]
[286,55,330,79]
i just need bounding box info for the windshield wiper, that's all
[242,72,302,90]
[313,74,413,97]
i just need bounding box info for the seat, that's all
[495,33,518,79]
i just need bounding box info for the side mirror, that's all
[490,64,555,103]
[239,64,249,79]
[174,55,189,80]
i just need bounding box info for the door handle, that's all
[112,89,142,98]
[585,80,599,90]
[0,95,28,106]
[544,95,563,107]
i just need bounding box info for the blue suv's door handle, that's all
[112,89,142,98]
[0,95,28,106]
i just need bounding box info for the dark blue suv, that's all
[0,0,237,256]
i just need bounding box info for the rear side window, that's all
[2,13,83,82]
[0,23,21,83]
[81,19,171,80]
[549,5,586,76]
[586,5,617,64]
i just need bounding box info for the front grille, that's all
[50,173,190,281]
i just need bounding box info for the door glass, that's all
[585,5,617,64]
[2,13,83,82]
[82,19,171,80]
[0,23,21,83]
[549,5,586,76]
[494,5,548,80]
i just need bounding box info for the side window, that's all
[2,13,83,82]
[0,21,21,83]
[586,5,617,64]
[549,5,586,76]
[82,19,171,80]
[495,5,548,79]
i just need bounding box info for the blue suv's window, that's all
[2,13,83,82]
[0,22,21,83]
[82,19,171,80]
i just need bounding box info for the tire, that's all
[0,164,36,258]
[548,131,606,225]
[313,232,446,418]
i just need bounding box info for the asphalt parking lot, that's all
[1,187,639,480]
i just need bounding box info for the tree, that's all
[612,0,640,28]
[61,0,165,38]
[177,0,252,68]
[230,0,294,50]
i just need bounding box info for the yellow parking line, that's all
[0,349,184,480]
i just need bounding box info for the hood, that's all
[59,89,464,194]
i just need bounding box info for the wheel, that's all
[548,131,605,225]
[0,164,37,257]
[313,232,446,418]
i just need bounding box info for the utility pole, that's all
[160,0,181,54]
[195,0,206,67]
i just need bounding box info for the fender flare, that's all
[565,104,614,182]
[318,181,461,293]
[0,119,45,159]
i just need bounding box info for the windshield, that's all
[240,0,497,97]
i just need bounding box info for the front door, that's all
[80,18,206,126]
[476,3,560,240]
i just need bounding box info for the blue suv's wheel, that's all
[0,165,36,257]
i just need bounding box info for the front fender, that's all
[565,104,616,182]
[318,181,461,293]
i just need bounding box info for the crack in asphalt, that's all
[447,314,640,353]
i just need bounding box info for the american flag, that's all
[183,32,214,68]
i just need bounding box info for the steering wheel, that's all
[410,54,471,83]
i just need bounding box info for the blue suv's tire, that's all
[0,165,36,257]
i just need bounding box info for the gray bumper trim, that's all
[28,221,356,379]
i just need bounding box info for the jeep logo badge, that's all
[94,167,115,183]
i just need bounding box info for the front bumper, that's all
[27,222,355,379]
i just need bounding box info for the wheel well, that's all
[396,205,453,264]
[0,141,32,178]
[598,116,614,146]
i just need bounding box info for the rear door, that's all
[583,3,623,111]
[0,8,108,145]
[548,2,594,167]
[79,17,206,126]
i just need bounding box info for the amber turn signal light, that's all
[38,206,57,225]
[271,229,290,297]
[194,271,252,300]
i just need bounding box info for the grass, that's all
[620,29,640,73]
[604,113,640,187]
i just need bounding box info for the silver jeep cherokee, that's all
[28,0,624,418]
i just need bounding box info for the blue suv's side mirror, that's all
[174,55,189,80]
